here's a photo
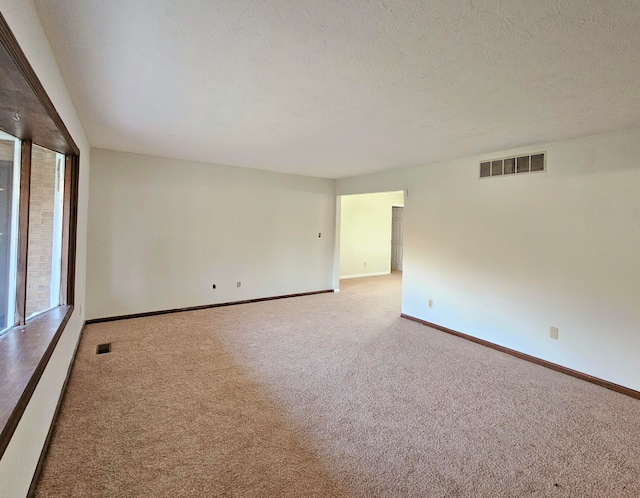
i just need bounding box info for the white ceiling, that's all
[34,0,640,179]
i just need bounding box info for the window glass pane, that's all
[26,145,65,319]
[0,133,20,331]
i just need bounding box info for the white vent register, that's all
[480,152,546,178]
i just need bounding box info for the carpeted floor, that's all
[36,272,640,497]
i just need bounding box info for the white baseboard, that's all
[340,271,390,280]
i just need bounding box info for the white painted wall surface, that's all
[86,149,335,319]
[0,1,91,497]
[339,191,404,278]
[337,127,640,392]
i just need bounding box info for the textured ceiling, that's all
[33,0,640,179]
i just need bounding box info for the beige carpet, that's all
[36,273,640,497]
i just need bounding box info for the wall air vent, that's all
[96,343,112,355]
[480,152,546,178]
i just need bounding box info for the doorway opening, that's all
[334,191,404,304]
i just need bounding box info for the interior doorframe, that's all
[332,195,342,291]
[391,205,404,271]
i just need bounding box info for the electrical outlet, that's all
[428,299,433,308]
[550,327,559,339]
[237,281,241,288]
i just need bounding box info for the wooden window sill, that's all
[0,305,73,458]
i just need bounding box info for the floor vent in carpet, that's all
[96,343,112,355]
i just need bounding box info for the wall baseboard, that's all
[340,271,389,280]
[401,314,640,401]
[86,290,334,324]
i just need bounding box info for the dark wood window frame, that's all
[0,13,79,458]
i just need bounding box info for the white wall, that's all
[0,1,90,497]
[86,149,335,319]
[337,127,640,392]
[339,191,404,278]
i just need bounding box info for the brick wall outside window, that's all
[0,141,13,160]
[26,146,57,317]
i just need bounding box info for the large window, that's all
[0,139,68,334]
[0,11,80,460]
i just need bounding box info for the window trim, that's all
[0,12,79,459]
